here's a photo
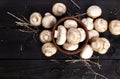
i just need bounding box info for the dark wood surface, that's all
[0,0,120,79]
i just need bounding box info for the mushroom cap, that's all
[109,20,120,35]
[91,37,110,54]
[42,43,57,57]
[82,17,94,30]
[88,30,99,40]
[39,30,52,43]
[56,25,67,45]
[42,13,57,28]
[52,3,67,16]
[80,45,93,59]
[87,5,102,18]
[94,18,108,32]
[67,28,81,44]
[30,12,42,26]
[64,20,78,29]
[77,28,86,42]
[98,38,110,54]
[91,38,104,52]
[63,42,79,51]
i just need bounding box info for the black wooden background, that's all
[0,0,120,79]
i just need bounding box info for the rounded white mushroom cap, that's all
[63,42,79,51]
[67,28,81,44]
[39,30,52,43]
[98,38,110,54]
[56,25,67,45]
[42,43,57,57]
[91,37,110,54]
[30,12,42,26]
[52,3,67,16]
[64,20,78,29]
[80,45,93,59]
[88,30,99,39]
[42,13,57,28]
[109,20,120,35]
[77,28,86,42]
[87,5,102,18]
[82,17,94,30]
[94,18,108,32]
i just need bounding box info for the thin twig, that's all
[7,12,25,23]
[70,0,81,10]
[72,13,87,17]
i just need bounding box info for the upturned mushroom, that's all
[87,5,102,18]
[42,43,57,57]
[82,17,94,30]
[42,13,57,28]
[77,28,86,42]
[94,18,108,32]
[52,3,67,16]
[80,45,93,59]
[67,28,81,44]
[88,30,99,39]
[109,20,120,35]
[64,20,78,29]
[91,37,110,54]
[63,42,79,51]
[30,12,42,26]
[91,37,104,52]
[39,30,52,43]
[56,25,67,45]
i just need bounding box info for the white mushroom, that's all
[30,12,42,26]
[88,30,99,39]
[87,5,102,18]
[94,18,108,32]
[42,13,57,28]
[91,37,104,52]
[52,3,67,16]
[91,37,110,54]
[64,20,78,29]
[99,38,110,54]
[42,43,57,57]
[77,28,86,42]
[67,28,81,44]
[39,30,52,43]
[109,20,120,35]
[82,17,94,30]
[63,42,79,51]
[80,45,93,59]
[56,25,67,45]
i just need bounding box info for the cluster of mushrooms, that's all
[28,3,120,59]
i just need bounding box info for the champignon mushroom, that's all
[88,30,99,39]
[77,28,86,42]
[64,20,78,29]
[52,3,67,16]
[109,20,120,35]
[42,13,57,28]
[91,37,110,54]
[94,18,108,32]
[39,30,52,43]
[56,25,67,45]
[42,43,57,57]
[63,42,79,51]
[82,17,94,30]
[67,28,81,44]
[80,45,93,59]
[99,37,110,54]
[91,37,104,52]
[87,5,102,18]
[30,12,42,26]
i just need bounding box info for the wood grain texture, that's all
[0,0,120,79]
